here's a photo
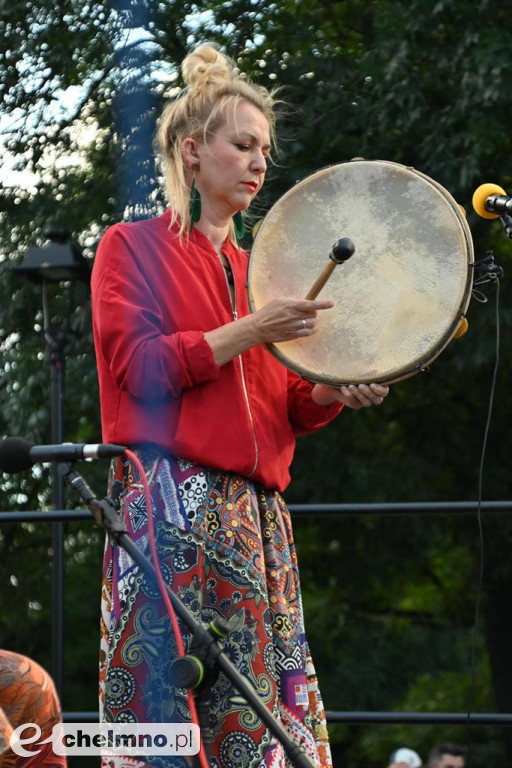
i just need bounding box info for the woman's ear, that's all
[182,138,200,170]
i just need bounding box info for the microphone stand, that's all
[60,463,316,768]
[474,250,504,287]
[499,212,512,239]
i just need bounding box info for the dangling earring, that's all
[233,211,245,242]
[189,175,201,226]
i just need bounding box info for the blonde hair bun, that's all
[182,43,232,91]
[158,41,277,239]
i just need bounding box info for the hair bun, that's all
[182,43,232,91]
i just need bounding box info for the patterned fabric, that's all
[0,650,67,767]
[99,449,332,768]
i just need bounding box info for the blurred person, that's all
[427,743,465,768]
[387,746,422,768]
[0,649,66,767]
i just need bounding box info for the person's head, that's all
[388,747,422,768]
[428,743,465,768]
[157,42,278,238]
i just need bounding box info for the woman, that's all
[92,43,388,768]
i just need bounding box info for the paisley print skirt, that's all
[99,449,332,768]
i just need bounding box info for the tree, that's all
[1,2,512,766]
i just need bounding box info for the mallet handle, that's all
[305,261,337,300]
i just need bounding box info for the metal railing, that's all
[3,500,512,726]
[60,711,512,726]
[3,499,512,524]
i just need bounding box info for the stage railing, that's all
[3,499,512,524]
[3,500,512,726]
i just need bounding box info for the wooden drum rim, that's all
[248,159,474,386]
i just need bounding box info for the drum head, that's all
[248,160,474,385]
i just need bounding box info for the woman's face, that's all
[185,100,271,221]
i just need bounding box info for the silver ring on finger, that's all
[302,319,307,329]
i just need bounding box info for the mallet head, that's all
[330,237,355,264]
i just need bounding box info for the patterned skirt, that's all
[99,449,332,768]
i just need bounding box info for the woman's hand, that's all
[205,297,332,367]
[250,297,333,344]
[311,382,390,409]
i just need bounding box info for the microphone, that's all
[472,183,511,219]
[0,437,127,474]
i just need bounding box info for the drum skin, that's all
[248,160,474,385]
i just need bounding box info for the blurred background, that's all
[1,1,512,765]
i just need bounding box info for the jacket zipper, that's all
[217,250,259,477]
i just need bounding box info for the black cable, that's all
[466,278,501,766]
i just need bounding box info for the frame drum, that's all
[248,160,474,385]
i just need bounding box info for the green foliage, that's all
[2,2,512,766]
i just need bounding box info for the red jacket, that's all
[91,211,342,491]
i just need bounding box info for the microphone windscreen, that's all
[472,182,506,219]
[0,437,34,474]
